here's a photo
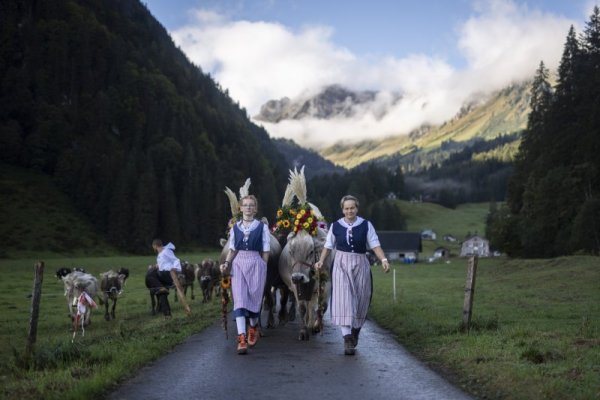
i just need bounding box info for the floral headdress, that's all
[273,166,324,237]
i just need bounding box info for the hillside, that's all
[396,200,489,256]
[0,0,291,252]
[272,138,346,178]
[0,163,116,258]
[319,83,530,168]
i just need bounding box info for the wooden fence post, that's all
[25,261,45,363]
[462,255,478,332]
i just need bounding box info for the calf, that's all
[99,269,129,321]
[195,258,221,303]
[60,271,99,328]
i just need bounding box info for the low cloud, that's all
[171,0,579,148]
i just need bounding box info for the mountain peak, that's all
[253,84,399,122]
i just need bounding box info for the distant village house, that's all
[460,235,490,257]
[377,231,423,263]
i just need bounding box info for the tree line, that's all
[486,7,600,257]
[0,0,288,253]
[307,164,407,230]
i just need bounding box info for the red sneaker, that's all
[247,326,259,347]
[237,334,248,354]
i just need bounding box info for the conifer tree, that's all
[507,61,552,215]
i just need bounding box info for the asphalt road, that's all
[108,314,474,400]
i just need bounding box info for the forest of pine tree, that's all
[0,0,410,251]
[488,7,600,257]
[0,0,291,252]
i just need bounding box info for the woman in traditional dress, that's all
[314,195,390,355]
[220,195,270,354]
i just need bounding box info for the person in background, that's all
[314,194,390,355]
[220,195,270,355]
[146,239,182,317]
[152,239,182,286]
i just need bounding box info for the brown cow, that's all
[195,258,221,303]
[99,268,129,321]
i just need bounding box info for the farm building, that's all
[377,231,422,263]
[460,235,490,257]
[421,229,437,240]
[433,247,450,258]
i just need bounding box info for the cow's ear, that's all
[219,238,227,247]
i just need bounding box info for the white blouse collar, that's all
[337,216,364,229]
[237,219,260,231]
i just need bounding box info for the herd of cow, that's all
[55,167,336,342]
[55,260,223,324]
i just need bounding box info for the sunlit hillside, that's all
[320,83,530,168]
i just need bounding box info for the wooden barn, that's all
[377,231,423,263]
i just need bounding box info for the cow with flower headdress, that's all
[278,166,332,341]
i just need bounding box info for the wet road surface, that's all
[108,315,474,400]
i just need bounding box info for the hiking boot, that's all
[344,334,355,355]
[237,334,248,355]
[247,325,259,347]
[351,327,361,347]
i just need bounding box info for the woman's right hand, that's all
[220,263,229,274]
[314,260,323,270]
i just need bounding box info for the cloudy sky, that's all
[143,0,596,147]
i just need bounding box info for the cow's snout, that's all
[291,272,309,284]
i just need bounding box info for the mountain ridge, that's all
[255,82,531,169]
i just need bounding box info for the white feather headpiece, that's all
[224,187,239,217]
[307,202,324,220]
[289,166,307,205]
[239,178,251,199]
[281,183,295,208]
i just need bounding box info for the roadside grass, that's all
[0,253,221,400]
[370,255,600,400]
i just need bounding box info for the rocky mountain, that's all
[256,81,531,169]
[254,84,400,122]
[318,82,531,168]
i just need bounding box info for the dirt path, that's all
[108,315,473,400]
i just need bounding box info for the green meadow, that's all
[1,179,598,400]
[0,254,221,400]
[370,256,600,400]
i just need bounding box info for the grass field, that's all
[0,253,222,400]
[370,256,600,400]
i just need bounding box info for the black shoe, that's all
[344,334,355,355]
[351,327,361,347]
